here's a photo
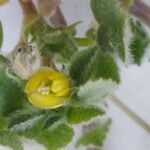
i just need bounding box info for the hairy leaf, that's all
[9,109,74,150]
[0,68,25,116]
[130,19,150,65]
[91,0,126,61]
[84,50,120,83]
[76,119,111,148]
[67,105,105,124]
[14,121,74,150]
[0,22,3,48]
[70,48,120,86]
[78,79,117,103]
[35,25,78,62]
[69,47,96,85]
[0,131,23,150]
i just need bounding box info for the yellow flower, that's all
[25,67,70,109]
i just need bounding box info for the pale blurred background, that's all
[0,0,150,150]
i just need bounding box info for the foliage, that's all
[0,21,3,48]
[69,47,120,85]
[31,23,79,63]
[76,119,111,148]
[91,0,126,61]
[0,68,25,116]
[67,105,105,124]
[0,131,23,150]
[77,79,116,103]
[0,0,149,149]
[129,19,150,65]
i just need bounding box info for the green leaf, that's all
[9,109,74,150]
[91,0,124,27]
[0,21,3,48]
[97,25,125,61]
[0,115,8,129]
[91,0,126,61]
[78,79,117,103]
[67,105,105,124]
[0,68,25,116]
[37,123,74,150]
[76,119,111,148]
[86,28,97,40]
[84,50,120,83]
[36,25,78,62]
[69,47,120,86]
[74,37,96,47]
[129,19,150,65]
[8,109,44,128]
[14,121,74,150]
[0,55,9,69]
[0,131,23,150]
[69,47,96,85]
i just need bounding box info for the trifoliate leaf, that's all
[67,105,105,124]
[129,19,150,65]
[0,68,25,116]
[0,21,3,48]
[69,47,120,86]
[76,119,111,148]
[78,79,117,103]
[0,131,23,150]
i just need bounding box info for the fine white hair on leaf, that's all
[123,17,134,66]
[10,115,44,132]
[77,79,117,104]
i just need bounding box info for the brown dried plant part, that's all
[130,0,150,26]
[10,0,65,78]
[38,0,67,27]
[9,0,43,79]
[18,0,43,35]
[119,0,150,26]
[10,42,41,79]
[38,0,61,17]
[50,7,67,27]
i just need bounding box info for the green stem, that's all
[110,94,150,134]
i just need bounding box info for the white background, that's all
[0,0,150,150]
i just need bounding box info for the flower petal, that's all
[28,92,66,109]
[25,67,56,94]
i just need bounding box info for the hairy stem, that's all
[110,94,150,134]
